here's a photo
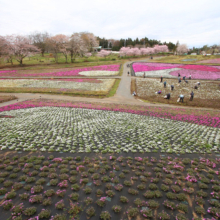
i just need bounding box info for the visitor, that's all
[161,76,163,82]
[171,85,174,91]
[190,91,194,101]
[183,76,186,80]
[179,94,184,102]
[185,80,188,83]
[143,72,146,78]
[194,85,198,89]
[197,82,200,86]
[132,91,136,96]
[157,90,162,94]
[178,78,181,83]
[164,93,170,99]
[164,81,166,88]
[189,74,191,80]
[178,73,180,77]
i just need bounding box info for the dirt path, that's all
[0,60,220,112]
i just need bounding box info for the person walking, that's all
[179,94,184,103]
[189,74,191,80]
[178,73,180,77]
[190,91,194,101]
[160,76,163,82]
[143,72,145,78]
[171,85,174,91]
[164,81,166,88]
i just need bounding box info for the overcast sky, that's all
[0,0,220,48]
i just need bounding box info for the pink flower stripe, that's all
[133,62,220,80]
[0,64,120,77]
[169,69,220,80]
[133,63,181,72]
[0,78,102,83]
[0,100,219,128]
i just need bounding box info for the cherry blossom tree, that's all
[176,44,188,55]
[153,45,169,53]
[2,35,40,66]
[97,49,111,58]
[119,47,130,56]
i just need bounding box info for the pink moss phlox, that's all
[0,65,120,77]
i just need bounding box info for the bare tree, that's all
[29,32,50,57]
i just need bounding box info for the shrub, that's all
[144,190,155,199]
[158,210,170,220]
[84,197,93,205]
[163,200,176,210]
[134,198,146,207]
[177,203,188,213]
[175,213,188,220]
[100,211,111,220]
[161,184,169,192]
[38,209,51,219]
[86,206,96,218]
[127,207,139,217]
[128,188,139,195]
[50,179,58,186]
[69,193,79,201]
[24,184,32,191]
[149,183,158,190]
[31,185,43,194]
[23,207,37,216]
[120,196,129,203]
[147,200,159,209]
[29,194,43,203]
[55,200,65,209]
[177,193,187,201]
[195,206,206,215]
[96,197,107,207]
[56,189,66,197]
[19,193,29,200]
[0,199,13,210]
[166,192,176,200]
[106,190,115,197]
[112,205,122,213]
[5,191,17,199]
[42,197,52,206]
[171,185,181,193]
[140,208,153,218]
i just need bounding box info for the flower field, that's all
[0,64,120,77]
[0,107,219,154]
[135,78,220,109]
[0,79,115,95]
[132,62,220,80]
[1,153,220,219]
